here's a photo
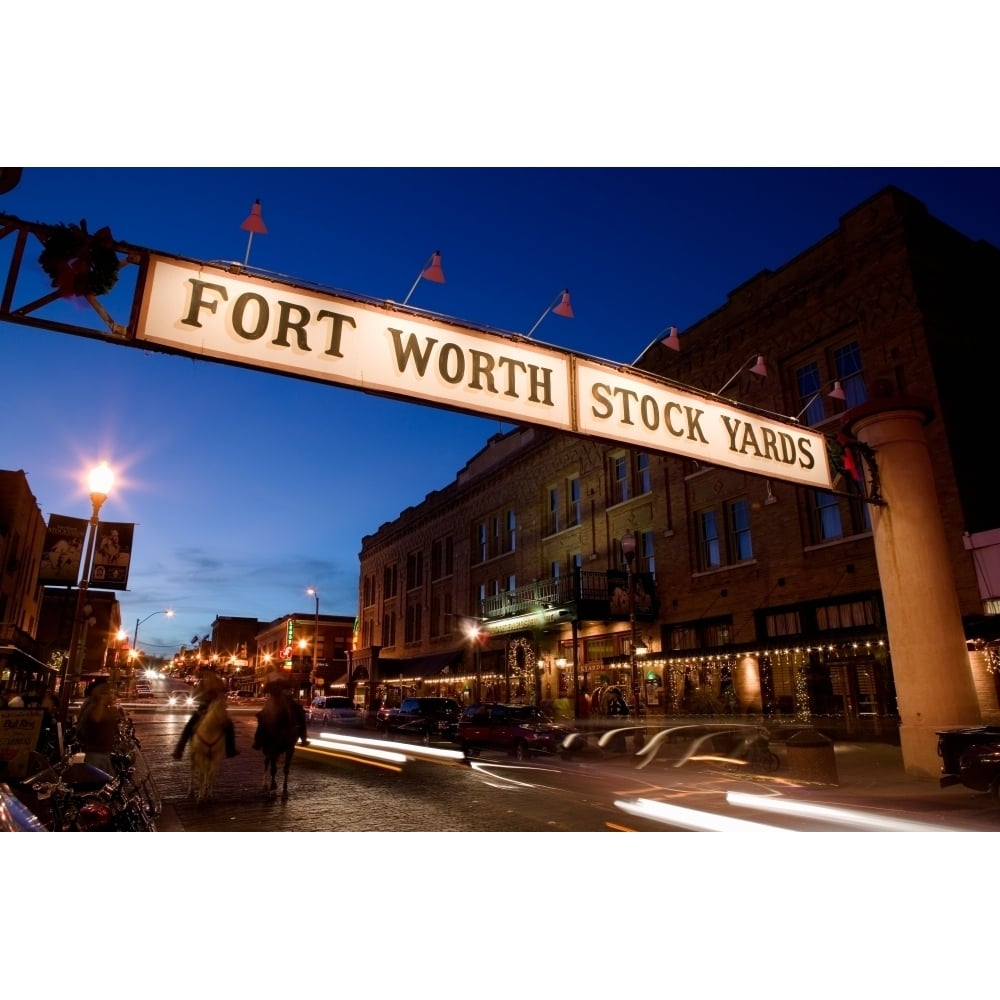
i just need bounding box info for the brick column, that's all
[847,395,981,778]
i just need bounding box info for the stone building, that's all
[355,186,1000,735]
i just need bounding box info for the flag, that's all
[38,514,87,586]
[89,521,135,590]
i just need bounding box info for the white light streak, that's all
[615,797,795,833]
[725,791,954,832]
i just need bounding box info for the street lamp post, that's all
[57,461,114,724]
[128,609,174,696]
[109,628,127,696]
[465,620,484,703]
[620,530,644,721]
[307,587,319,703]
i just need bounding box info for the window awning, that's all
[377,649,464,680]
[0,645,58,673]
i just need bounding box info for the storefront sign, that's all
[0,710,43,764]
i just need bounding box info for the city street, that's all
[124,705,1000,833]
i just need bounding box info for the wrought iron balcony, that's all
[477,569,658,626]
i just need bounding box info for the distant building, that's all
[254,613,356,699]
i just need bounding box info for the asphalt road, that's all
[122,705,1000,832]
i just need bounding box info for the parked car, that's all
[134,683,154,699]
[308,695,363,727]
[228,690,256,702]
[457,702,573,760]
[378,697,462,743]
[937,725,1000,798]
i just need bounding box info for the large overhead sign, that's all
[137,254,832,488]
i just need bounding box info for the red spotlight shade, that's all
[552,289,574,318]
[422,251,445,284]
[828,380,847,401]
[526,289,574,338]
[240,199,268,234]
[660,326,681,352]
[749,355,768,378]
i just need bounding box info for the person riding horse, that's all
[172,670,238,760]
[252,676,309,750]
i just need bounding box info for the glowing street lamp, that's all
[465,619,486,703]
[109,628,128,695]
[57,461,114,723]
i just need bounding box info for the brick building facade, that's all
[355,187,1000,731]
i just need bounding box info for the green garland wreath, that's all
[38,219,120,297]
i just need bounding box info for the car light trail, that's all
[304,737,408,769]
[316,731,466,762]
[615,797,796,832]
[465,760,546,788]
[724,791,954,832]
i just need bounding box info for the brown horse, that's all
[255,689,307,799]
[188,691,231,803]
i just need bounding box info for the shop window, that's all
[703,622,732,647]
[815,598,881,630]
[765,610,802,638]
[669,626,699,651]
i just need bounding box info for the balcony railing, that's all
[478,569,657,623]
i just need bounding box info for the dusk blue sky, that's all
[3,168,999,655]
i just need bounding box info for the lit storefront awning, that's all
[0,645,58,674]
[376,649,464,681]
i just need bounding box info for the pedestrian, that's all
[74,679,119,774]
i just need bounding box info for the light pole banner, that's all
[38,514,87,586]
[89,521,135,590]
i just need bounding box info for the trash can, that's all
[785,728,839,785]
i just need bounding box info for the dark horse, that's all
[254,687,309,799]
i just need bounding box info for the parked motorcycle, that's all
[22,708,161,832]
